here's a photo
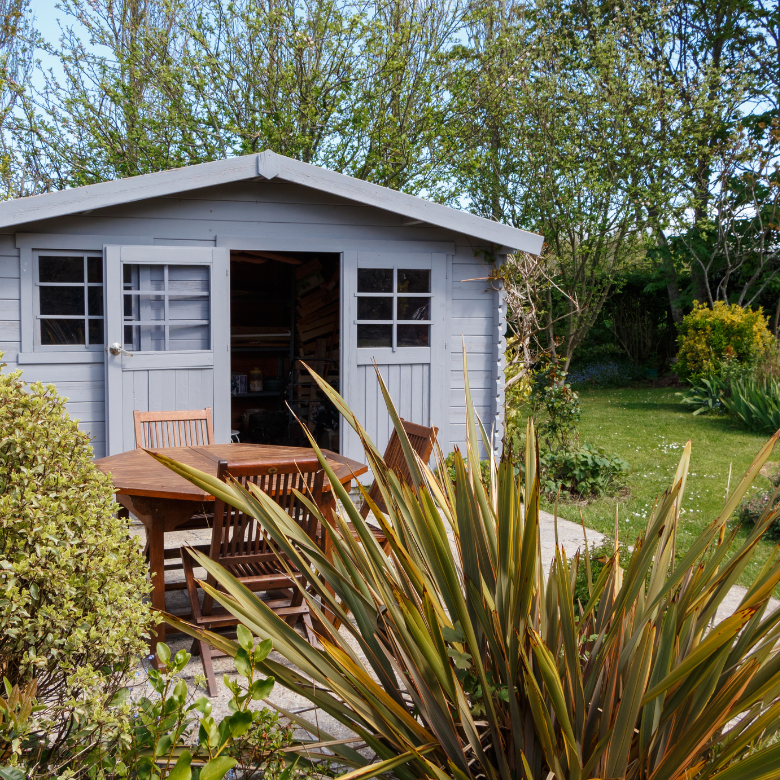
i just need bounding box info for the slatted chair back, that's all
[133,408,214,449]
[210,459,325,577]
[360,418,438,518]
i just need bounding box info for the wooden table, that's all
[95,444,367,655]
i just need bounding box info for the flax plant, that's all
[158,353,780,780]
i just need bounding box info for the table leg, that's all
[318,492,340,628]
[148,521,167,649]
[117,494,201,668]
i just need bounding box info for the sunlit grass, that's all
[540,386,779,589]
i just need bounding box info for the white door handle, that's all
[107,342,133,357]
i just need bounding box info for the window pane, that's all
[397,324,430,347]
[397,297,430,321]
[358,296,392,320]
[88,318,104,345]
[124,324,165,351]
[357,324,392,348]
[168,265,209,293]
[88,287,104,316]
[397,269,430,293]
[124,293,165,321]
[40,286,84,316]
[39,256,83,283]
[87,257,103,283]
[357,268,392,293]
[169,323,210,350]
[41,318,85,345]
[168,297,209,320]
[124,264,164,291]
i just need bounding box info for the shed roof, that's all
[0,150,543,254]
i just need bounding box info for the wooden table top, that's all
[94,443,368,501]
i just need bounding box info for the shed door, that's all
[104,245,230,455]
[341,251,448,467]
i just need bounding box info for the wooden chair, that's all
[359,418,439,519]
[133,408,214,449]
[130,408,215,591]
[182,459,325,695]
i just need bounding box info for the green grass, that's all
[540,386,779,589]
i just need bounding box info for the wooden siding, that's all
[1,179,505,459]
[449,251,500,455]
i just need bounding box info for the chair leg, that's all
[181,547,218,696]
[302,613,318,646]
[200,641,218,697]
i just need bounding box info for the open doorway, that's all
[230,251,340,451]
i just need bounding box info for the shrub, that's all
[530,363,580,451]
[721,374,780,432]
[675,300,774,380]
[540,443,629,498]
[0,358,153,776]
[676,368,727,415]
[116,636,291,780]
[161,363,780,780]
[735,468,780,538]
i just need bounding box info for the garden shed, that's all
[0,150,542,464]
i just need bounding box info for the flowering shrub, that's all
[675,301,774,380]
[0,357,152,777]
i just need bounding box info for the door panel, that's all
[341,251,448,467]
[104,245,229,454]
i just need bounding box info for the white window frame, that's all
[121,262,211,353]
[355,254,433,364]
[16,233,154,364]
[32,250,105,352]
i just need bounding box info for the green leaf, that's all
[198,756,238,780]
[166,750,193,780]
[156,642,171,667]
[234,647,252,678]
[249,676,275,700]
[229,709,254,737]
[236,624,254,653]
[155,734,174,757]
[253,637,273,663]
[0,768,26,780]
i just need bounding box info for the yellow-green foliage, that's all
[0,358,152,774]
[676,300,774,380]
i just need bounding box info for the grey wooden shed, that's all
[0,150,542,465]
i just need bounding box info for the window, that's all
[123,264,210,351]
[356,267,431,349]
[35,253,104,349]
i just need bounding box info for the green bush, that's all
[721,374,780,433]
[115,635,292,780]
[675,300,774,380]
[735,468,780,538]
[540,443,629,498]
[0,358,153,776]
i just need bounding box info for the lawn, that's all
[542,385,779,589]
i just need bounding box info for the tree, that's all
[637,0,774,320]
[449,0,665,370]
[0,0,34,198]
[15,0,204,189]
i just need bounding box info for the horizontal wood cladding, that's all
[0,278,20,298]
[0,256,19,278]
[0,300,19,319]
